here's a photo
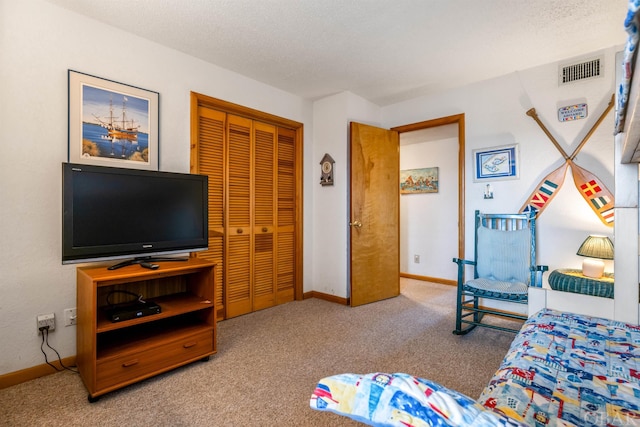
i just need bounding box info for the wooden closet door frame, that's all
[190,92,304,307]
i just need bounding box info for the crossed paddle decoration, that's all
[520,94,615,227]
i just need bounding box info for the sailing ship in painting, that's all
[81,85,150,163]
[93,97,139,156]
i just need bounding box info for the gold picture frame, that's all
[68,70,159,170]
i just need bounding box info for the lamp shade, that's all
[576,235,614,260]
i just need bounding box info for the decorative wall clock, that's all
[320,153,335,186]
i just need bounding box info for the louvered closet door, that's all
[193,107,225,319]
[253,122,276,310]
[276,127,296,304]
[226,115,253,318]
[192,94,300,320]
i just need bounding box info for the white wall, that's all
[614,120,640,323]
[0,0,313,375]
[383,48,619,283]
[400,137,458,280]
[311,92,380,298]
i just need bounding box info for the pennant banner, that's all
[519,163,568,216]
[569,160,614,226]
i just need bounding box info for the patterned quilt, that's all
[479,309,640,426]
[311,372,524,426]
[311,309,640,426]
[615,0,640,134]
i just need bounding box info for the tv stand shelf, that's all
[96,293,213,332]
[76,258,216,402]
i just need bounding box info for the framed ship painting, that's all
[68,70,159,170]
[400,167,439,194]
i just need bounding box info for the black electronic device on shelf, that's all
[104,290,161,322]
[105,300,161,322]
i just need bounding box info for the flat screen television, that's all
[62,163,208,269]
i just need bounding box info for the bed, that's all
[310,308,640,426]
[479,308,640,426]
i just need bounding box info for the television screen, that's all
[62,163,208,266]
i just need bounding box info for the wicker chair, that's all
[452,210,548,334]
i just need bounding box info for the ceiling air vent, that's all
[559,57,602,85]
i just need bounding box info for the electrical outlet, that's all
[414,254,420,263]
[64,308,77,326]
[37,313,55,334]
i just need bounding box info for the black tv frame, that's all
[62,163,208,269]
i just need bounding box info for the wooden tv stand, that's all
[76,258,216,402]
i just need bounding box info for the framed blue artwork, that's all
[473,144,518,181]
[68,70,159,170]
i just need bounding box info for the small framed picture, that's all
[400,167,439,194]
[68,70,159,170]
[473,144,518,181]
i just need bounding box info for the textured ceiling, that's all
[48,0,629,106]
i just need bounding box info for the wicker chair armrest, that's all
[530,265,549,287]
[530,265,549,273]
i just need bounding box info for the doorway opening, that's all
[392,114,465,286]
[348,115,465,307]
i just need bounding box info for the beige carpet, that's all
[0,279,520,426]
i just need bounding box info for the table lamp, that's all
[576,235,614,278]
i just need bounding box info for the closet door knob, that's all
[237,228,243,234]
[262,227,268,232]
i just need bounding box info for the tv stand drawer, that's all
[95,330,213,391]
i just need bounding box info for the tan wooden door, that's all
[349,122,400,306]
[275,127,296,304]
[192,107,225,319]
[226,117,280,317]
[191,93,301,320]
[225,115,253,317]
[252,121,277,311]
